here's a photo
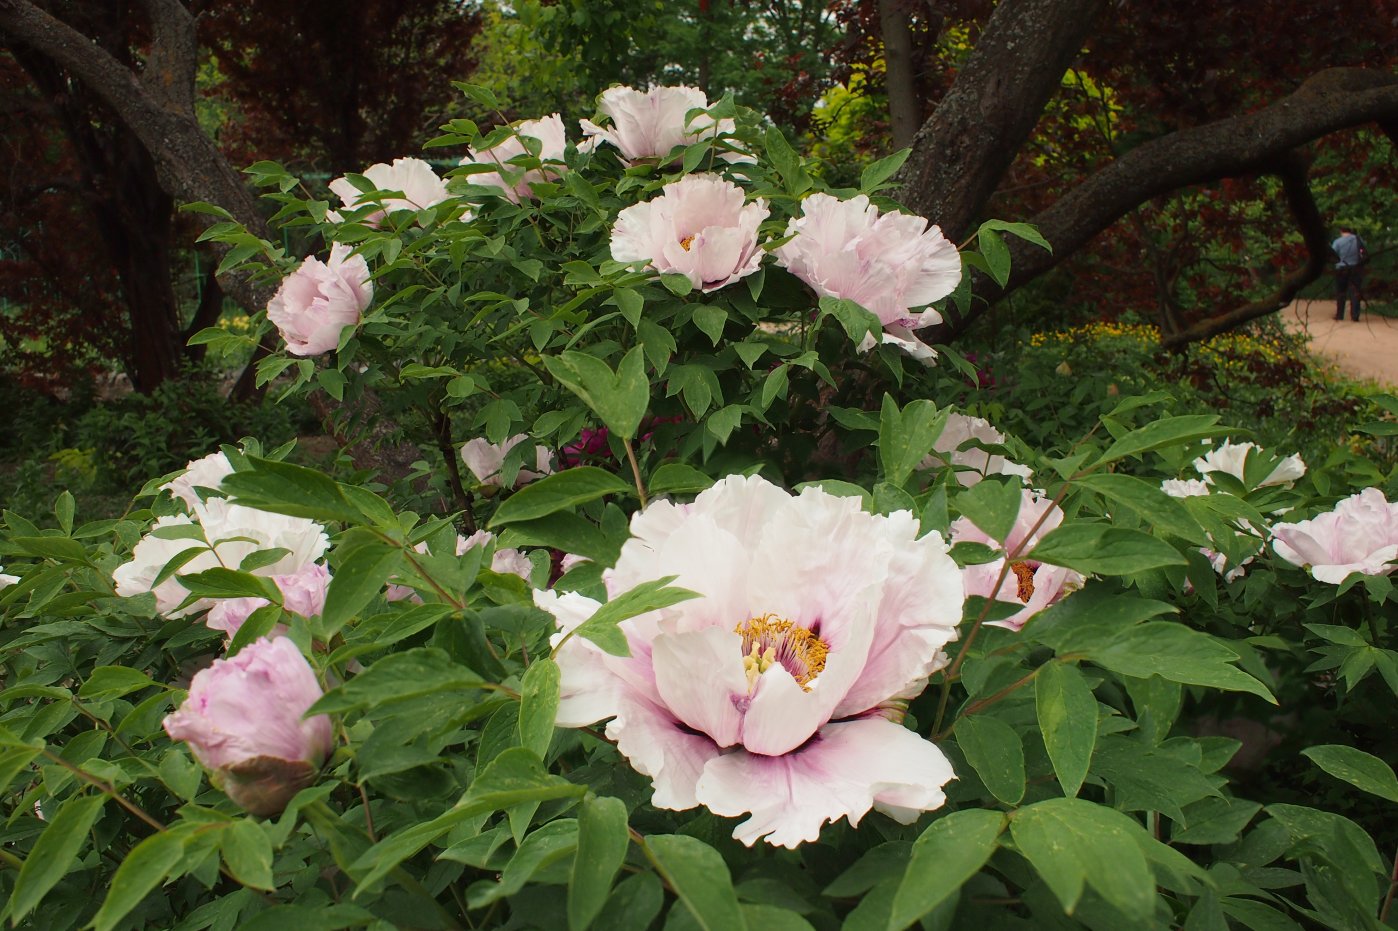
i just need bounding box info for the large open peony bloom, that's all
[580,85,744,163]
[266,244,373,356]
[460,114,567,202]
[774,193,961,332]
[537,475,962,848]
[1271,487,1398,583]
[951,489,1083,630]
[610,174,768,293]
[163,637,333,816]
[114,500,329,618]
[920,412,1033,488]
[1194,441,1306,489]
[329,157,451,221]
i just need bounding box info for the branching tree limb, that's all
[1159,150,1330,349]
[895,0,1109,238]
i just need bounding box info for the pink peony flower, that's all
[537,474,962,848]
[162,451,234,511]
[580,85,746,164]
[460,114,567,202]
[266,244,373,356]
[611,174,768,293]
[329,157,451,221]
[919,412,1033,488]
[386,531,530,602]
[1271,487,1398,583]
[163,637,333,816]
[460,435,554,487]
[1193,441,1306,489]
[951,489,1084,631]
[205,563,331,639]
[775,193,961,330]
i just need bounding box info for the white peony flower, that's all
[579,85,748,164]
[266,244,374,356]
[1193,441,1306,489]
[775,193,961,330]
[163,451,235,511]
[460,114,567,202]
[329,157,451,221]
[113,502,329,618]
[1271,487,1398,584]
[919,412,1033,487]
[610,174,768,293]
[460,435,554,488]
[538,474,963,848]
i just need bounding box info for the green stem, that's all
[622,437,648,508]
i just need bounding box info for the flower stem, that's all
[622,437,648,508]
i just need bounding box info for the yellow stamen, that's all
[679,235,696,251]
[734,613,830,691]
[1009,561,1036,602]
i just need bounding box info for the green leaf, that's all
[648,463,715,496]
[1092,739,1220,822]
[11,536,89,563]
[545,348,650,440]
[977,228,1011,286]
[350,747,585,891]
[1081,623,1275,702]
[859,149,912,192]
[954,715,1025,804]
[1010,798,1157,922]
[646,834,747,931]
[568,796,630,931]
[309,648,483,716]
[1092,415,1226,467]
[54,491,74,535]
[888,809,1004,930]
[569,578,702,657]
[1172,797,1262,845]
[8,794,106,923]
[518,659,561,758]
[1029,524,1185,575]
[177,567,282,601]
[979,219,1052,253]
[1035,662,1097,797]
[1027,587,1177,654]
[613,288,644,325]
[820,296,880,346]
[320,542,401,639]
[92,827,193,931]
[878,395,948,489]
[1301,745,1398,802]
[220,819,274,890]
[1073,472,1204,543]
[596,873,664,931]
[220,457,362,524]
[490,467,634,527]
[954,477,1024,544]
[692,305,728,346]
[78,666,159,702]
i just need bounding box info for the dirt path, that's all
[1282,299,1398,388]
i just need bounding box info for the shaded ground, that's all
[1283,299,1398,388]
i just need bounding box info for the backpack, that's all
[1357,238,1369,265]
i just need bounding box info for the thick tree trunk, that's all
[0,0,271,314]
[878,0,921,150]
[895,0,1109,238]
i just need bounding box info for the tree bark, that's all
[878,0,921,150]
[894,0,1109,238]
[0,0,272,312]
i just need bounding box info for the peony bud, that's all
[163,638,333,816]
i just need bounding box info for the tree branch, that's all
[895,0,1109,238]
[136,0,198,115]
[1159,150,1329,349]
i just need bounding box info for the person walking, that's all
[1332,226,1367,321]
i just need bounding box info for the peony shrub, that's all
[1,85,1396,931]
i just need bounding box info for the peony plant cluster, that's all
[10,82,1397,931]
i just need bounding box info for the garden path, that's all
[1282,299,1398,388]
